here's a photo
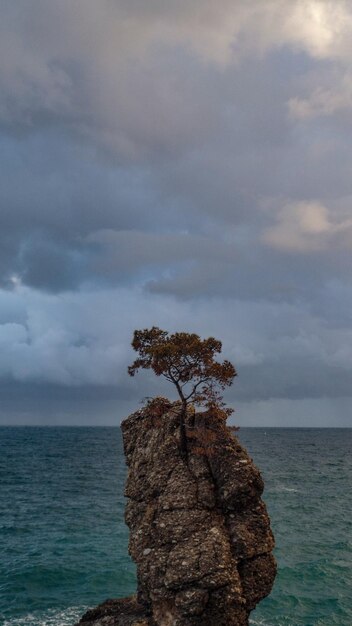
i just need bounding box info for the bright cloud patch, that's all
[263,201,352,252]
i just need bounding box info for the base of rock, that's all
[76,596,151,626]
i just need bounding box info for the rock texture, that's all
[76,399,276,626]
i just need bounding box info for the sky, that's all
[0,0,352,426]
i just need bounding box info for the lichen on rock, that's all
[76,399,276,626]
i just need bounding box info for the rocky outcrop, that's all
[76,399,276,626]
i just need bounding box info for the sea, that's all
[0,427,351,626]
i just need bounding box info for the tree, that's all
[128,327,237,460]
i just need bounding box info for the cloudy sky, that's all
[1,0,352,426]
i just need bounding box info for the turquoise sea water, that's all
[0,427,351,626]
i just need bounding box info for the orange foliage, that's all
[128,327,238,460]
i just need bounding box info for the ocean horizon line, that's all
[0,424,351,429]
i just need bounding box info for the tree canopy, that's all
[128,327,236,417]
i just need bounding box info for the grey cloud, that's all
[0,379,136,426]
[0,286,351,406]
[87,229,238,278]
[20,238,87,292]
[0,133,167,290]
[234,397,352,428]
[1,1,351,161]
[0,1,352,425]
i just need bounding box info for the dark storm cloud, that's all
[0,0,352,424]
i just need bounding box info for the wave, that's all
[3,606,88,626]
[272,484,300,493]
